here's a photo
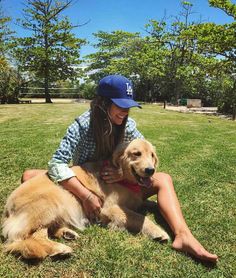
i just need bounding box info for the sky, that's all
[2,0,235,57]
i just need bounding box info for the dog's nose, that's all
[145,167,155,176]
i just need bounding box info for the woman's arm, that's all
[48,119,102,219]
[60,177,102,220]
[48,121,81,182]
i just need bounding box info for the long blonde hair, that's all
[90,96,127,161]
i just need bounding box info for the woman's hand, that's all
[60,177,103,222]
[101,164,123,183]
[82,192,103,221]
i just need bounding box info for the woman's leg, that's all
[21,169,47,183]
[142,172,218,262]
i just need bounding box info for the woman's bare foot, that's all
[172,231,218,262]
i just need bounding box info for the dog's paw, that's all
[54,227,79,240]
[107,222,126,231]
[50,242,73,257]
[143,225,169,242]
[63,229,79,240]
[151,229,170,242]
[153,231,170,242]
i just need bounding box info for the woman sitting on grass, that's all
[22,74,218,263]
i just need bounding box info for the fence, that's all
[20,87,81,98]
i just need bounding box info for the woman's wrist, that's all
[60,176,92,201]
[82,192,93,203]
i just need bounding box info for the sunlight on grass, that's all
[0,103,235,277]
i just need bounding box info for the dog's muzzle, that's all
[131,166,154,188]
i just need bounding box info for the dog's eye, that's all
[152,153,155,158]
[133,151,141,157]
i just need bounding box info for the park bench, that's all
[19,100,32,104]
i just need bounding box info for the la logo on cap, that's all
[126,83,133,96]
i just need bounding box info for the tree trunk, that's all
[44,67,52,103]
[164,100,166,109]
[44,29,52,103]
[232,79,236,120]
[232,105,236,121]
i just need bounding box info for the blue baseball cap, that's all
[97,75,141,109]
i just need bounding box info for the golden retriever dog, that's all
[2,139,169,259]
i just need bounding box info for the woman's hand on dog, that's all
[82,193,103,221]
[60,177,103,221]
[101,165,123,184]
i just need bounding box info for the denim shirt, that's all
[48,110,144,182]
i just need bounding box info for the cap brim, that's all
[111,98,142,109]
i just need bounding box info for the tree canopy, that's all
[84,0,236,118]
[14,0,85,103]
[1,0,235,118]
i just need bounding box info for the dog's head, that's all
[112,139,158,187]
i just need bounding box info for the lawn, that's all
[0,103,235,278]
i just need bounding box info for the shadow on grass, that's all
[12,252,72,266]
[0,200,217,268]
[138,199,218,269]
[138,199,173,239]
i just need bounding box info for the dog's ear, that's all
[152,146,159,168]
[112,142,129,168]
[154,152,159,168]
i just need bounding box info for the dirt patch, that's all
[165,105,218,114]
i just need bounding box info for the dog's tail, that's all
[4,229,72,259]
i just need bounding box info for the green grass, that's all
[0,103,235,278]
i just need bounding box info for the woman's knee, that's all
[21,169,46,183]
[21,169,34,183]
[153,172,173,189]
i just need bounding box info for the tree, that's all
[0,1,22,104]
[85,30,140,82]
[0,0,13,56]
[85,1,235,110]
[86,29,171,102]
[14,0,85,103]
[85,2,209,103]
[188,0,236,118]
[145,2,205,104]
[0,62,24,104]
[209,0,236,18]
[104,35,167,102]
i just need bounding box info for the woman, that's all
[22,75,218,262]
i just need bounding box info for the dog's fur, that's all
[2,139,169,259]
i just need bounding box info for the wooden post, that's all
[232,105,236,121]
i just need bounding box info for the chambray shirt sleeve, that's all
[48,121,80,182]
[124,117,144,141]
